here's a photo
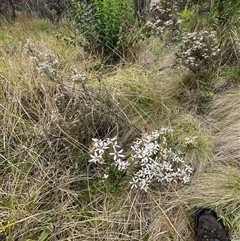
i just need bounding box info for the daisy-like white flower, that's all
[112,141,121,151]
[139,178,150,192]
[110,136,118,143]
[182,175,190,184]
[144,141,159,156]
[161,161,173,172]
[129,177,138,189]
[109,147,125,161]
[172,155,184,163]
[151,130,160,139]
[89,152,104,164]
[89,153,98,164]
[91,138,109,155]
[92,138,109,149]
[114,159,130,171]
[184,165,194,174]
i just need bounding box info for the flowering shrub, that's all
[29,53,59,81]
[71,68,87,83]
[129,129,194,191]
[177,30,221,78]
[25,39,60,83]
[25,41,87,84]
[88,128,194,192]
[146,0,186,36]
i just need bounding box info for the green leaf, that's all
[180,7,190,19]
[38,230,50,241]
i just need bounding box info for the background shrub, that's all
[73,0,136,60]
[146,0,187,37]
[177,30,221,79]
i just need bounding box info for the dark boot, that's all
[195,208,228,241]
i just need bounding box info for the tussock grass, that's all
[208,88,240,165]
[0,17,240,241]
[105,66,178,127]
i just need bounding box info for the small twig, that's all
[229,205,240,215]
[158,63,177,72]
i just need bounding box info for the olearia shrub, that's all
[176,29,221,79]
[175,0,239,78]
[27,49,60,82]
[88,128,196,192]
[146,0,187,38]
[25,40,88,84]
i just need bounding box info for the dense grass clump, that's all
[0,8,239,241]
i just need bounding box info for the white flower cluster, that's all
[178,30,220,75]
[146,0,185,36]
[29,53,59,81]
[88,128,194,192]
[129,129,193,191]
[71,68,87,83]
[89,136,129,171]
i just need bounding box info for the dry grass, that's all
[0,17,240,241]
[207,88,240,165]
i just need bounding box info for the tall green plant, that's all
[73,0,135,59]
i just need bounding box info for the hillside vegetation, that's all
[0,1,240,240]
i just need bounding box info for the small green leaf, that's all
[38,230,50,241]
[180,7,190,19]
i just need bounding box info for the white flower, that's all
[105,136,118,145]
[103,174,109,179]
[184,165,194,173]
[182,174,190,184]
[88,130,193,192]
[89,153,104,164]
[172,155,184,163]
[151,130,160,139]
[114,159,130,171]
[139,178,150,192]
[161,161,173,172]
[130,177,138,189]
[111,141,121,150]
[109,147,125,161]
[92,138,109,152]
